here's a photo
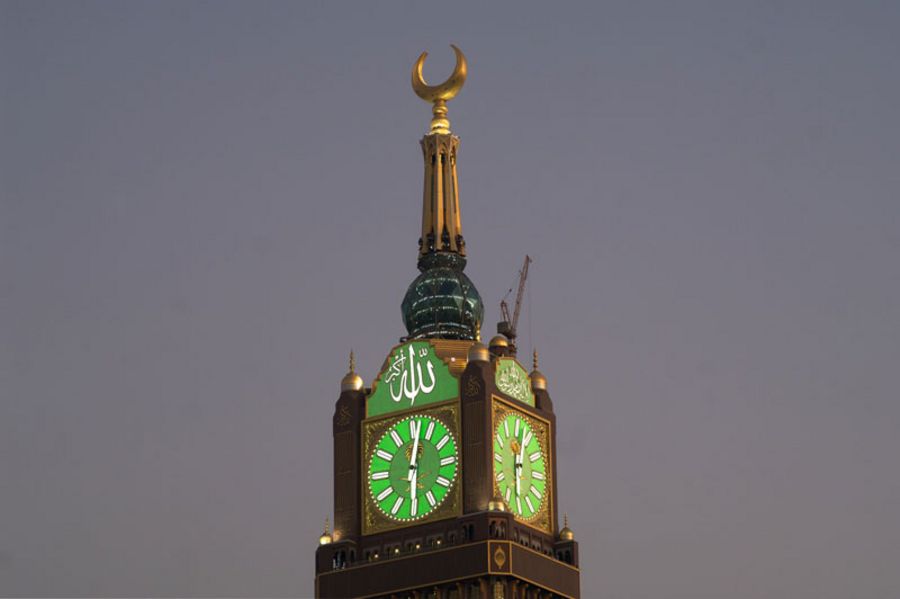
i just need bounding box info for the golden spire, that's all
[412,45,468,259]
[349,349,356,373]
[533,348,539,370]
[560,513,574,541]
[319,517,333,545]
[340,349,364,392]
[531,347,547,390]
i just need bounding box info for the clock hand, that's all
[408,419,422,472]
[409,464,418,501]
[518,430,527,468]
[516,429,527,496]
[408,419,422,500]
[515,460,521,496]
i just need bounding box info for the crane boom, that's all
[500,300,512,328]
[510,255,531,338]
[497,255,531,343]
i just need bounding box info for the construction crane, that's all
[497,255,532,346]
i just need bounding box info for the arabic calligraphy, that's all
[367,341,459,417]
[464,375,482,397]
[336,405,352,427]
[496,359,534,405]
[384,344,437,405]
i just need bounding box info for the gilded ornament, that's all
[340,350,364,392]
[530,348,548,391]
[411,45,467,134]
[493,545,507,568]
[559,513,575,541]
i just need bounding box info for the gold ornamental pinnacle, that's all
[411,45,467,134]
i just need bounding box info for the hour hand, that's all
[409,465,418,499]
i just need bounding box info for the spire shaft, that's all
[419,134,465,257]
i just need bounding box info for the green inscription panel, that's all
[368,341,458,417]
[495,358,534,406]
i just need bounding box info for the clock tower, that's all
[315,46,580,599]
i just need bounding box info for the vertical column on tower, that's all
[461,354,493,513]
[332,385,365,541]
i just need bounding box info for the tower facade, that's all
[315,47,580,599]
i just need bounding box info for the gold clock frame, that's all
[491,395,554,534]
[361,400,462,535]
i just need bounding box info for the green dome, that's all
[402,253,483,340]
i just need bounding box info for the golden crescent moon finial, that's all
[412,44,467,102]
[411,44,467,133]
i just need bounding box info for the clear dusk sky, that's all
[2,1,899,597]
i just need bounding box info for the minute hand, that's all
[408,420,422,499]
[516,432,527,496]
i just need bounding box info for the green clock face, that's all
[493,412,547,520]
[367,414,459,522]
